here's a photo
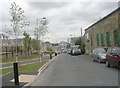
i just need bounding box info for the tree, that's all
[23,31,31,57]
[10,2,29,61]
[31,39,40,51]
[74,37,85,54]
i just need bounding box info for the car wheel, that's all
[93,59,95,62]
[118,62,120,70]
[98,58,101,63]
[106,61,110,67]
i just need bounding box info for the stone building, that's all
[84,7,120,54]
[2,38,24,52]
[42,41,52,52]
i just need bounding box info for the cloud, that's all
[1,1,119,43]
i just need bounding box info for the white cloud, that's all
[1,1,119,43]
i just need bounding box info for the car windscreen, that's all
[104,48,108,52]
[97,48,106,53]
[72,46,79,49]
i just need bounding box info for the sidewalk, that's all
[1,72,38,87]
[1,53,56,87]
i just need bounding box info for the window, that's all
[96,33,100,46]
[106,32,110,47]
[97,48,106,53]
[111,48,117,54]
[101,33,104,46]
[114,30,119,46]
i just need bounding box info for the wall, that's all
[85,8,120,54]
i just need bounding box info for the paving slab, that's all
[11,74,37,83]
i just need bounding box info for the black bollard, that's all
[50,53,52,59]
[55,53,57,56]
[13,62,19,85]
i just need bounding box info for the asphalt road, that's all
[1,55,51,68]
[29,53,119,86]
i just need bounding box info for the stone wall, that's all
[85,8,120,54]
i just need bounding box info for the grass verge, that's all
[0,61,47,76]
[1,54,38,63]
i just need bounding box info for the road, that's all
[29,53,119,86]
[0,55,51,68]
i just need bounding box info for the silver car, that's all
[71,45,81,55]
[91,48,107,63]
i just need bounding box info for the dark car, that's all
[106,47,120,69]
[91,48,107,63]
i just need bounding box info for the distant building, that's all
[2,38,24,52]
[84,7,120,54]
[59,41,68,52]
[42,41,52,52]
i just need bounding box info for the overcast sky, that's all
[0,0,119,43]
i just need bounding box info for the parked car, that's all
[31,50,38,54]
[71,45,81,55]
[106,47,120,69]
[91,48,107,63]
[67,49,71,54]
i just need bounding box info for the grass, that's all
[1,54,39,63]
[0,61,47,76]
[0,67,12,76]
[19,61,47,72]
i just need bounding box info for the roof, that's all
[85,7,120,31]
[2,38,23,46]
[0,33,8,38]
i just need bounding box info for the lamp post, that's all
[35,17,48,62]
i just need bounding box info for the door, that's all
[110,48,119,66]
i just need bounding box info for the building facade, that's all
[85,7,120,54]
[42,41,52,52]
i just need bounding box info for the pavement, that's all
[0,54,56,87]
[1,72,38,88]
[28,53,119,87]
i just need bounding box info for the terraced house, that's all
[84,7,120,54]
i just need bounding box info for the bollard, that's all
[50,53,52,59]
[55,53,57,56]
[13,62,19,85]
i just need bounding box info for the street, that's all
[29,53,119,86]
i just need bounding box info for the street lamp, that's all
[35,17,48,62]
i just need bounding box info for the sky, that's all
[0,0,119,43]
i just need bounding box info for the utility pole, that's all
[81,28,82,37]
